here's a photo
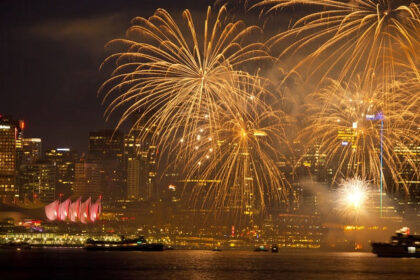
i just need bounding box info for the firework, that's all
[99,5,271,167]
[99,6,292,217]
[255,0,420,85]
[299,73,419,192]
[336,177,370,219]
[179,84,292,217]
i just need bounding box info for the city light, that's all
[1,1,420,269]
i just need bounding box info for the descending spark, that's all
[179,81,292,216]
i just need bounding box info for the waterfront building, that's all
[263,213,323,249]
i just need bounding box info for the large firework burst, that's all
[179,80,292,217]
[255,0,420,85]
[299,73,419,192]
[99,6,271,165]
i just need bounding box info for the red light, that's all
[19,120,25,130]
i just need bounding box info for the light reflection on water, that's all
[1,249,420,280]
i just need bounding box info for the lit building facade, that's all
[123,122,158,201]
[21,138,42,164]
[126,158,141,199]
[44,148,78,197]
[0,116,18,200]
[73,161,102,199]
[88,130,124,203]
[19,161,56,203]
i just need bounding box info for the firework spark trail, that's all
[299,74,420,192]
[99,6,294,215]
[178,79,292,217]
[254,0,420,86]
[99,5,272,166]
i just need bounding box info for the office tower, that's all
[88,130,124,159]
[0,115,18,200]
[73,160,102,199]
[126,158,141,200]
[123,120,159,201]
[19,160,56,203]
[44,148,78,197]
[21,138,42,164]
[88,130,124,203]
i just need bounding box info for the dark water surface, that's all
[1,249,420,280]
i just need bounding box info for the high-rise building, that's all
[19,160,56,203]
[44,148,78,197]
[0,115,18,200]
[88,130,124,161]
[21,138,42,164]
[73,160,102,199]
[391,142,420,229]
[126,158,141,199]
[88,130,125,203]
[123,123,159,201]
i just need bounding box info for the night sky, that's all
[0,0,218,153]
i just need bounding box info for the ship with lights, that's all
[371,227,420,257]
[84,236,164,251]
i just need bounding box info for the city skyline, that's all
[0,0,216,152]
[1,2,420,278]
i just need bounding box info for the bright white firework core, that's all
[339,177,369,213]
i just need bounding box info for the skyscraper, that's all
[21,138,42,164]
[88,130,124,161]
[126,158,141,200]
[44,148,78,197]
[0,115,18,201]
[73,160,101,199]
[123,130,157,201]
[19,160,56,203]
[88,130,124,203]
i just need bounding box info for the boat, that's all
[371,227,420,257]
[84,236,164,251]
[254,245,268,252]
[212,247,222,251]
[271,244,279,253]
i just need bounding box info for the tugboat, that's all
[84,236,164,251]
[371,227,420,257]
